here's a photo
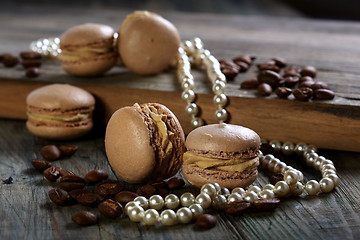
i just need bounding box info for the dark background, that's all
[2,0,360,21]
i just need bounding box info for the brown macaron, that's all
[26,84,95,140]
[118,11,180,75]
[182,123,261,189]
[105,103,185,184]
[59,23,118,76]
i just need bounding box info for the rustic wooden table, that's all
[0,6,359,240]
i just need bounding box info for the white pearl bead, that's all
[149,195,165,210]
[305,152,318,166]
[181,78,195,90]
[284,169,299,185]
[322,164,336,172]
[215,109,228,122]
[322,169,336,177]
[165,194,180,209]
[185,103,199,116]
[213,183,222,193]
[291,182,304,196]
[212,80,226,94]
[195,193,212,209]
[281,166,295,175]
[125,202,139,215]
[268,158,280,172]
[314,156,326,170]
[213,94,227,107]
[247,186,262,194]
[201,183,217,198]
[274,161,287,174]
[296,170,304,181]
[231,187,246,196]
[274,181,290,197]
[320,177,335,193]
[294,143,307,155]
[306,145,318,153]
[189,204,204,219]
[191,117,204,128]
[320,159,333,168]
[244,191,258,203]
[134,196,148,210]
[259,189,275,199]
[269,140,282,153]
[176,207,193,224]
[128,205,144,222]
[143,209,159,226]
[227,192,243,202]
[212,194,227,210]
[281,142,295,155]
[305,180,320,195]
[160,209,177,226]
[181,89,195,102]
[262,154,275,166]
[180,192,195,207]
[262,184,275,191]
[327,174,340,187]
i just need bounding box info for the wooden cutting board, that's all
[0,9,359,152]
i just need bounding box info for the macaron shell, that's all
[105,106,156,184]
[118,11,180,75]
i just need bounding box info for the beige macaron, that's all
[59,23,118,76]
[182,123,261,189]
[105,103,185,184]
[26,84,95,140]
[118,11,180,75]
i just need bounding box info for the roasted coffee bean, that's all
[257,83,272,96]
[293,87,313,101]
[299,80,315,88]
[0,53,5,62]
[72,211,98,226]
[48,188,71,205]
[2,55,19,67]
[76,192,103,207]
[31,159,52,171]
[114,191,139,204]
[137,184,156,198]
[240,78,259,89]
[59,175,85,192]
[149,180,167,190]
[58,169,76,177]
[271,57,287,68]
[158,188,170,198]
[20,51,42,60]
[310,81,329,90]
[222,67,239,80]
[284,65,301,75]
[233,55,253,65]
[299,76,313,83]
[95,180,124,197]
[257,62,280,73]
[25,67,40,78]
[85,169,109,183]
[43,167,61,182]
[59,145,78,156]
[196,214,217,229]
[252,198,281,211]
[69,189,91,200]
[98,199,123,219]
[224,200,251,215]
[269,174,284,185]
[275,87,292,99]
[313,89,335,100]
[166,177,185,190]
[220,59,240,70]
[258,70,282,88]
[40,145,61,161]
[301,66,317,78]
[22,59,42,68]
[284,76,300,88]
[234,61,250,73]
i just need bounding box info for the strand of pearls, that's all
[124,141,339,226]
[30,37,62,57]
[177,37,228,129]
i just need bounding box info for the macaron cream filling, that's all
[27,112,91,124]
[59,47,115,62]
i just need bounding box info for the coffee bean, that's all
[224,200,251,215]
[310,81,329,90]
[258,70,282,88]
[301,66,317,78]
[2,55,19,67]
[48,188,71,205]
[196,214,217,229]
[158,188,170,198]
[31,159,52,171]
[313,89,335,100]
[233,55,253,65]
[114,191,139,204]
[283,76,299,88]
[234,61,250,73]
[299,80,315,88]
[257,83,272,96]
[269,174,284,185]
[0,53,5,62]
[252,198,281,211]
[293,87,313,101]
[240,78,259,89]
[72,211,98,226]
[43,167,61,182]
[166,177,185,190]
[58,169,76,177]
[76,192,103,207]
[149,180,167,190]
[69,189,91,200]
[25,67,40,78]
[257,62,280,73]
[98,199,123,219]
[59,175,85,192]
[59,145,78,157]
[137,184,156,198]
[85,169,109,183]
[20,51,42,60]
[95,180,124,197]
[299,76,313,83]
[222,67,239,80]
[219,60,240,71]
[271,57,287,68]
[22,59,42,69]
[275,87,292,99]
[40,145,61,161]
[284,65,301,75]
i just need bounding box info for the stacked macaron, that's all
[182,123,261,189]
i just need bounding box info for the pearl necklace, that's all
[177,38,228,128]
[124,141,339,226]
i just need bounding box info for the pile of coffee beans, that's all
[219,55,256,80]
[0,51,42,78]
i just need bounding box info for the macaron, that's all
[26,84,95,140]
[118,11,180,75]
[59,23,118,76]
[105,103,185,184]
[182,123,261,189]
